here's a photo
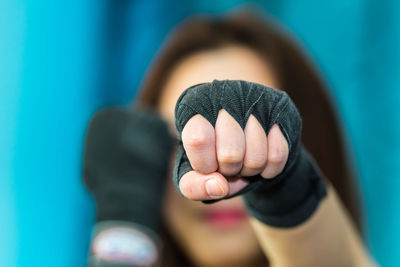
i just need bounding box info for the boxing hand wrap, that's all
[83,107,174,233]
[174,80,326,227]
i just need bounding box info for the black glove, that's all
[174,80,326,227]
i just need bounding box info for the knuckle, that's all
[218,149,243,164]
[268,149,288,164]
[243,157,266,170]
[185,132,212,149]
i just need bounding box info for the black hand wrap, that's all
[83,107,173,233]
[174,80,327,227]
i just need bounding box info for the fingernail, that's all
[205,179,225,198]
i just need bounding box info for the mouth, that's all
[203,208,248,229]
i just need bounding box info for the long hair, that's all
[137,11,362,266]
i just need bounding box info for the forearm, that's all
[249,185,376,267]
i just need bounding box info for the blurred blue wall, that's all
[1,0,399,266]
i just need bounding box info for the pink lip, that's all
[203,209,248,229]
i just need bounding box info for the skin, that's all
[159,45,377,267]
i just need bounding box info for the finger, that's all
[261,124,289,179]
[182,114,218,174]
[215,109,245,176]
[227,176,250,195]
[240,115,268,177]
[179,171,229,200]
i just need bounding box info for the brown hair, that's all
[137,10,362,266]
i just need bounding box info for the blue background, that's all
[1,1,399,266]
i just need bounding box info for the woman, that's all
[86,11,376,266]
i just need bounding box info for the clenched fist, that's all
[173,80,326,227]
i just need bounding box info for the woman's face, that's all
[159,45,279,266]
